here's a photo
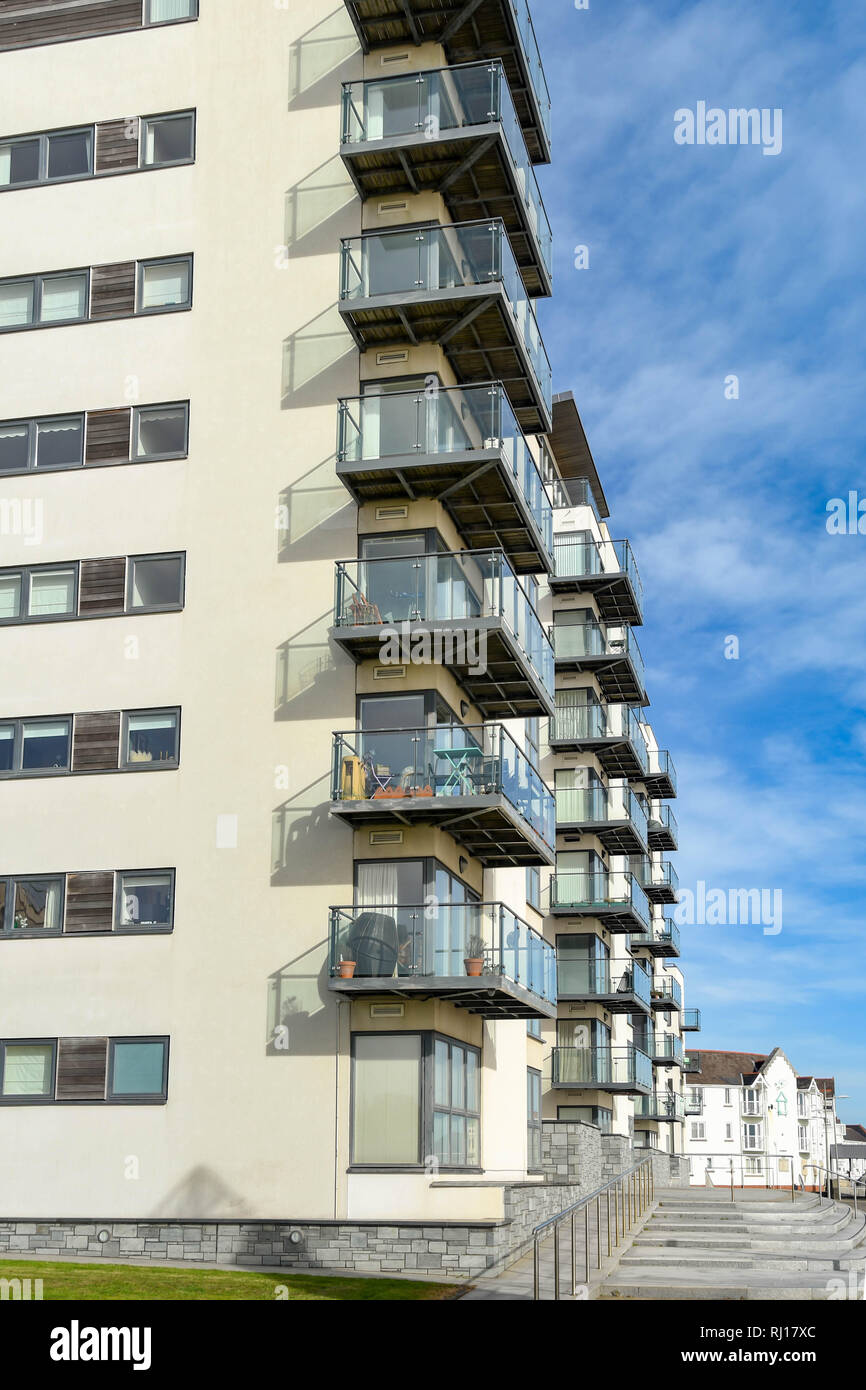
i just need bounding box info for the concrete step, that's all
[602,1268,853,1300]
[646,1211,852,1233]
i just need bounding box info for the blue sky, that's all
[533,0,866,1122]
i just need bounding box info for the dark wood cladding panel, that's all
[84,408,130,464]
[89,261,136,321]
[65,871,114,934]
[55,1036,108,1101]
[72,710,121,773]
[0,2,144,51]
[78,556,126,615]
[95,117,139,174]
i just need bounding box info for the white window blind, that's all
[40,275,86,323]
[141,261,189,309]
[0,575,21,620]
[2,1044,52,1096]
[28,570,75,617]
[0,281,34,328]
[149,0,195,21]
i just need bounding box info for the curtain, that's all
[356,861,399,907]
[0,281,34,328]
[141,262,189,309]
[41,275,86,323]
[149,0,194,21]
[0,574,21,621]
[14,880,61,929]
[352,1035,421,1164]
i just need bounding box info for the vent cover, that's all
[370,1004,405,1018]
[375,505,408,519]
[378,199,408,214]
[380,51,410,64]
[373,665,406,680]
[369,830,403,845]
[375,350,408,366]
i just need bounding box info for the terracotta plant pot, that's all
[338,961,356,979]
[464,958,484,977]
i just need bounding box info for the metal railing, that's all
[555,954,652,1008]
[683,1007,701,1030]
[509,0,551,147]
[551,536,643,617]
[650,974,683,1009]
[552,620,646,695]
[548,700,648,771]
[803,1163,866,1213]
[700,1154,797,1202]
[550,1044,653,1091]
[649,800,678,841]
[548,868,650,928]
[555,782,648,845]
[531,1156,654,1299]
[646,747,678,794]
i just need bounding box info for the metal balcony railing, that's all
[548,701,648,774]
[551,535,643,621]
[551,1045,653,1091]
[549,870,650,930]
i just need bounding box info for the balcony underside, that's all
[635,1113,684,1124]
[558,990,650,1016]
[328,974,556,1018]
[631,934,679,959]
[330,794,554,866]
[648,823,677,851]
[343,0,551,163]
[650,1053,685,1069]
[551,1077,652,1095]
[549,902,647,934]
[643,880,678,906]
[682,1019,701,1033]
[641,770,676,799]
[336,446,550,573]
[341,128,550,297]
[548,569,642,625]
[330,618,553,718]
[547,731,646,779]
[339,285,550,434]
[556,819,647,855]
[650,994,682,1012]
[553,651,648,705]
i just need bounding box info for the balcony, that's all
[685,1092,703,1115]
[683,1007,701,1032]
[548,869,650,934]
[630,916,681,959]
[555,782,648,854]
[328,901,556,1018]
[341,62,551,296]
[650,974,683,1011]
[632,855,679,905]
[642,748,677,799]
[648,1033,685,1067]
[331,722,554,865]
[550,534,643,625]
[330,549,554,718]
[634,1092,685,1122]
[555,956,652,1015]
[551,1045,652,1094]
[343,0,552,164]
[547,701,648,779]
[648,800,678,851]
[339,219,552,434]
[553,622,647,705]
[684,1052,701,1074]
[336,384,552,573]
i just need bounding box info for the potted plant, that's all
[463,935,486,977]
[338,956,357,979]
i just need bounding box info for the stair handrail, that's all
[531,1155,655,1300]
[802,1162,866,1215]
[701,1153,796,1203]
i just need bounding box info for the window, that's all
[797,1091,808,1117]
[137,257,192,313]
[690,1121,706,1141]
[116,871,174,931]
[352,1033,422,1165]
[526,1016,542,1040]
[0,416,84,474]
[527,1068,542,1170]
[27,568,76,619]
[799,1123,809,1152]
[127,554,184,611]
[122,710,180,768]
[745,1156,763,1175]
[742,1087,762,1116]
[0,1042,55,1099]
[108,1038,169,1101]
[724,1122,733,1141]
[0,271,88,330]
[132,402,188,459]
[743,1123,764,1151]
[145,0,199,23]
[141,112,195,167]
[557,1105,612,1133]
[0,128,92,189]
[0,718,71,775]
[433,1038,480,1167]
[525,865,540,911]
[724,1087,731,1105]
[1,877,64,933]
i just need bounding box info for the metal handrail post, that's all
[554,1222,560,1301]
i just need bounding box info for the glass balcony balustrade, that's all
[552,620,647,704]
[683,1008,701,1032]
[650,974,683,1010]
[336,384,553,568]
[555,953,652,1011]
[634,1092,686,1121]
[548,869,650,932]
[648,800,679,850]
[332,548,554,717]
[555,781,648,853]
[340,61,551,294]
[551,534,643,624]
[547,700,649,777]
[551,1045,653,1093]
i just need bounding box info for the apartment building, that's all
[0,0,690,1273]
[684,1049,839,1190]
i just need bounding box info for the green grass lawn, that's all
[0,1258,458,1302]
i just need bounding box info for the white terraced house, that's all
[0,0,694,1276]
[684,1048,840,1191]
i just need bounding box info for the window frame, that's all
[131,400,190,461]
[8,563,79,625]
[0,413,86,476]
[126,552,186,614]
[144,0,200,26]
[107,1036,170,1104]
[0,126,94,192]
[114,868,176,934]
[139,110,196,169]
[0,269,90,333]
[0,1038,57,1104]
[527,1066,542,1172]
[136,255,193,316]
[120,707,181,771]
[0,716,72,778]
[432,1035,481,1170]
[1,874,66,936]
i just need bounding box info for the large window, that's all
[141,112,195,168]
[0,1042,55,1099]
[0,566,76,623]
[108,1038,169,1101]
[0,128,92,189]
[352,1033,481,1169]
[145,0,199,23]
[122,710,180,768]
[137,256,192,313]
[132,402,189,460]
[116,871,175,932]
[1,877,64,933]
[0,718,71,775]
[0,415,84,474]
[527,1068,542,1170]
[127,555,185,611]
[0,271,88,330]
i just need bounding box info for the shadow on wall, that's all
[276,453,356,564]
[266,941,336,1057]
[275,619,352,721]
[155,1166,252,1219]
[271,770,347,888]
[289,7,360,111]
[285,156,358,259]
[282,304,356,411]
